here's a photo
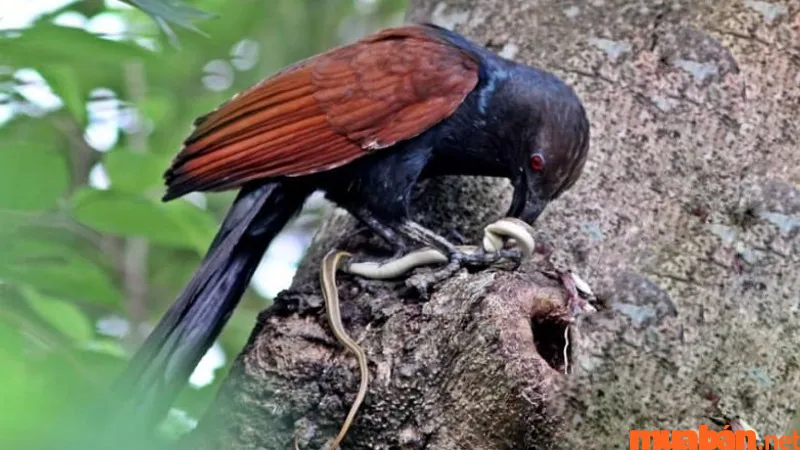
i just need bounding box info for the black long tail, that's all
[106,181,309,437]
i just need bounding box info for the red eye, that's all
[530,154,545,171]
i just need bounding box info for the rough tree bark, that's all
[187,1,800,449]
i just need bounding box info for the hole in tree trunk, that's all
[530,316,571,373]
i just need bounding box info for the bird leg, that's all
[345,208,527,298]
[391,220,524,298]
[347,208,408,257]
[393,220,522,267]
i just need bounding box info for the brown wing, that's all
[163,25,480,200]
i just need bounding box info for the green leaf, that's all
[122,0,215,34]
[37,64,86,126]
[103,149,171,193]
[70,188,180,243]
[139,93,175,124]
[0,234,123,305]
[21,288,94,345]
[0,23,153,70]
[68,0,106,18]
[0,144,69,211]
[81,339,127,358]
[0,318,25,358]
[120,0,215,48]
[164,199,218,251]
[70,188,217,253]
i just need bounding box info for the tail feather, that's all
[107,181,309,436]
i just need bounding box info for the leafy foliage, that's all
[0,143,69,210]
[0,1,406,448]
[122,0,216,38]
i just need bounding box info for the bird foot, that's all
[343,218,534,297]
[451,247,523,270]
[406,248,522,299]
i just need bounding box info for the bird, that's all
[110,22,590,433]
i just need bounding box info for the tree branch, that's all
[121,60,150,332]
[186,207,576,450]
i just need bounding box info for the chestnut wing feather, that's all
[163,25,479,200]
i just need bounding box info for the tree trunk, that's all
[188,0,800,448]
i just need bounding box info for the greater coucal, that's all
[111,23,590,431]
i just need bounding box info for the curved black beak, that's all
[508,173,548,225]
[519,194,547,225]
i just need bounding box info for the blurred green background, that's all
[0,0,405,447]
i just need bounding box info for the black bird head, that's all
[496,65,591,225]
[408,23,589,226]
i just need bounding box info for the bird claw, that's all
[406,248,522,299]
[451,247,523,269]
[346,218,533,298]
[446,227,469,245]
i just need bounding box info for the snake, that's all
[301,217,536,449]
[344,217,536,279]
